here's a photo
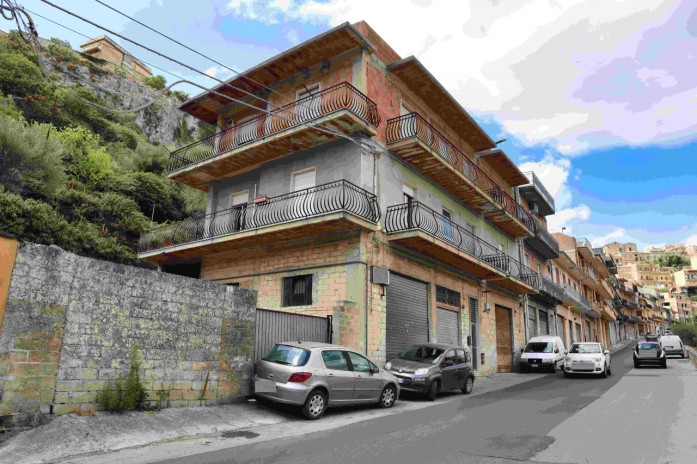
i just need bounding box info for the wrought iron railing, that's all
[486,188,535,231]
[384,201,539,288]
[528,216,560,254]
[139,180,379,253]
[562,284,592,311]
[385,113,500,194]
[581,266,597,282]
[539,274,564,301]
[522,171,555,210]
[167,82,380,173]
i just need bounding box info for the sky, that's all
[5,0,697,251]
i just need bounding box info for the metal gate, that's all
[255,308,331,361]
[386,273,429,360]
[469,297,479,369]
[539,309,549,335]
[437,308,460,346]
[495,305,513,372]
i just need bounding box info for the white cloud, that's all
[546,205,591,235]
[243,0,695,154]
[286,28,300,45]
[204,66,220,78]
[590,228,626,247]
[685,234,697,246]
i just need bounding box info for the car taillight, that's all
[288,372,312,383]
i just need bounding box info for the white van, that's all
[519,336,566,373]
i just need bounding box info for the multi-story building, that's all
[660,292,692,322]
[673,255,697,296]
[603,241,649,266]
[138,22,543,374]
[618,262,674,287]
[80,35,152,79]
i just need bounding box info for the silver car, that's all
[253,342,400,419]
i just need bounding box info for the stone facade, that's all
[0,242,256,428]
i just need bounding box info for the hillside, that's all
[0,31,209,266]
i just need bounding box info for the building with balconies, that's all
[138,22,540,374]
[673,255,697,296]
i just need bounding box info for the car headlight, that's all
[594,357,602,362]
[385,362,392,370]
[414,368,429,376]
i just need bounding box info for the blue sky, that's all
[6,0,697,250]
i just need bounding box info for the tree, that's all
[655,253,690,269]
[0,52,44,96]
[144,75,167,91]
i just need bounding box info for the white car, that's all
[563,342,611,378]
[519,336,566,373]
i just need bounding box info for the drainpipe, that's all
[515,186,529,343]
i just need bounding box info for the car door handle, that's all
[328,373,335,376]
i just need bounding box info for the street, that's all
[69,343,695,464]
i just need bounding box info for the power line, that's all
[37,0,365,146]
[92,0,291,105]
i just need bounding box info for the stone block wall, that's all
[0,243,256,427]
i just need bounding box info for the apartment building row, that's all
[137,22,674,375]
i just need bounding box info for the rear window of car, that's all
[638,342,659,350]
[262,344,311,366]
[662,336,681,343]
[525,342,553,353]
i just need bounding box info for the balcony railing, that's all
[385,113,501,195]
[581,266,597,282]
[523,171,555,210]
[139,180,379,253]
[562,284,592,311]
[167,82,380,174]
[486,188,535,231]
[577,237,593,251]
[539,274,564,302]
[384,201,539,288]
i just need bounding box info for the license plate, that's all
[255,379,276,393]
[530,364,538,368]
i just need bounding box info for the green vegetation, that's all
[671,322,697,347]
[97,345,148,412]
[144,75,167,91]
[653,253,690,270]
[0,32,205,266]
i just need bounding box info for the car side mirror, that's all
[604,350,610,355]
[371,366,379,374]
[443,359,454,367]
[554,348,560,354]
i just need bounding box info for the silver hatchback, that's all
[254,342,400,419]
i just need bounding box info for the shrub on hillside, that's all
[671,322,697,347]
[0,115,66,199]
[56,126,115,185]
[0,52,44,96]
[144,75,166,91]
[0,92,24,120]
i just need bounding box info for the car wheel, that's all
[634,361,640,369]
[302,390,327,420]
[681,352,685,359]
[462,376,474,395]
[607,363,612,376]
[427,380,439,401]
[378,385,397,409]
[520,364,528,374]
[661,360,667,369]
[601,365,607,378]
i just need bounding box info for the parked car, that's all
[633,341,667,368]
[384,343,474,401]
[253,342,400,420]
[519,335,566,373]
[563,342,611,378]
[660,335,685,358]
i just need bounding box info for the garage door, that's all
[495,305,513,373]
[527,307,537,340]
[386,273,429,360]
[557,315,565,346]
[437,308,460,346]
[539,309,549,335]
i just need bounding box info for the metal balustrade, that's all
[486,187,535,231]
[167,82,380,174]
[539,274,564,301]
[384,201,539,288]
[522,171,555,210]
[562,284,592,311]
[139,180,379,253]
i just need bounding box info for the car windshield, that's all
[262,344,311,366]
[569,344,601,354]
[525,342,553,353]
[398,346,446,364]
[638,342,658,350]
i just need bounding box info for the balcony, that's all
[385,113,533,238]
[518,171,555,216]
[576,237,594,260]
[138,180,379,263]
[167,83,380,190]
[384,201,539,294]
[524,216,560,259]
[562,284,592,313]
[537,275,564,304]
[581,266,597,283]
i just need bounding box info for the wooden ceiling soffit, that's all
[388,56,495,152]
[480,149,528,187]
[179,23,373,124]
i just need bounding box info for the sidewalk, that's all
[1,368,545,464]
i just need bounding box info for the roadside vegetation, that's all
[0,32,205,266]
[672,320,697,347]
[652,253,690,270]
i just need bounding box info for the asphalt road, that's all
[154,343,643,464]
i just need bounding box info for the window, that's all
[262,344,310,366]
[225,282,240,288]
[442,208,453,240]
[292,167,316,192]
[455,349,467,364]
[296,83,321,119]
[436,285,461,307]
[282,274,312,307]
[403,184,415,204]
[347,352,373,373]
[321,350,349,371]
[230,190,249,208]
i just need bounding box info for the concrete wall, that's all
[0,242,256,428]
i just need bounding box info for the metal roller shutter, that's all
[539,309,549,335]
[386,273,429,360]
[437,308,460,346]
[527,307,537,340]
[557,315,565,346]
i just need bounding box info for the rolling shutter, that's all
[539,309,549,335]
[437,308,461,346]
[386,273,429,360]
[527,306,537,340]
